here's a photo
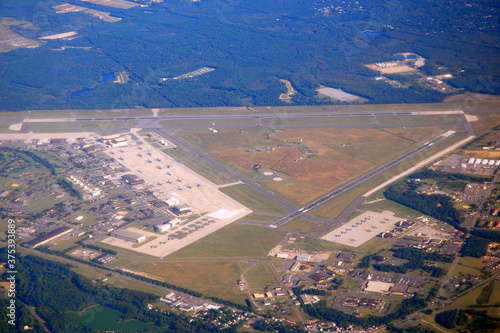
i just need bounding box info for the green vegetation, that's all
[435,309,468,329]
[0,251,210,332]
[476,281,495,305]
[167,223,285,259]
[304,295,427,328]
[182,159,237,185]
[57,178,82,199]
[244,261,279,289]
[460,236,490,258]
[2,1,499,111]
[384,181,463,229]
[220,184,289,215]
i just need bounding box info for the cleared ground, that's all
[321,210,402,247]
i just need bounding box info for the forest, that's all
[384,182,464,229]
[0,250,242,332]
[0,0,498,110]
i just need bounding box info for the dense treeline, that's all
[460,236,490,257]
[384,182,463,228]
[470,230,500,242]
[0,298,46,333]
[435,309,500,332]
[57,178,82,199]
[304,296,426,328]
[408,170,492,183]
[0,250,230,332]
[435,309,468,329]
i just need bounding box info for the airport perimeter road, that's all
[269,133,453,228]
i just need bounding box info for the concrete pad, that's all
[321,210,402,247]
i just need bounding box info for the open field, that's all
[219,184,289,215]
[259,116,372,127]
[159,118,257,129]
[310,133,467,220]
[182,159,238,185]
[208,125,464,205]
[282,217,319,232]
[374,114,462,124]
[244,261,280,289]
[125,260,250,305]
[167,223,285,259]
[240,213,280,223]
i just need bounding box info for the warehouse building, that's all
[25,226,73,248]
[111,229,146,243]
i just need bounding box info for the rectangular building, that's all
[111,229,146,243]
[25,226,73,248]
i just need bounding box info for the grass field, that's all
[70,305,160,332]
[161,146,197,160]
[244,260,280,289]
[282,217,320,232]
[23,120,124,132]
[220,184,289,215]
[259,116,372,127]
[159,118,257,128]
[126,260,250,305]
[166,223,285,259]
[374,114,462,124]
[310,133,466,220]
[182,159,238,185]
[239,213,280,223]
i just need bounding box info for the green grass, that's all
[259,116,371,127]
[244,261,280,289]
[126,260,250,305]
[161,146,197,160]
[26,194,57,212]
[358,198,423,219]
[159,118,256,128]
[220,184,289,215]
[282,217,319,232]
[167,223,285,259]
[240,213,279,223]
[182,159,238,185]
[69,305,160,332]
